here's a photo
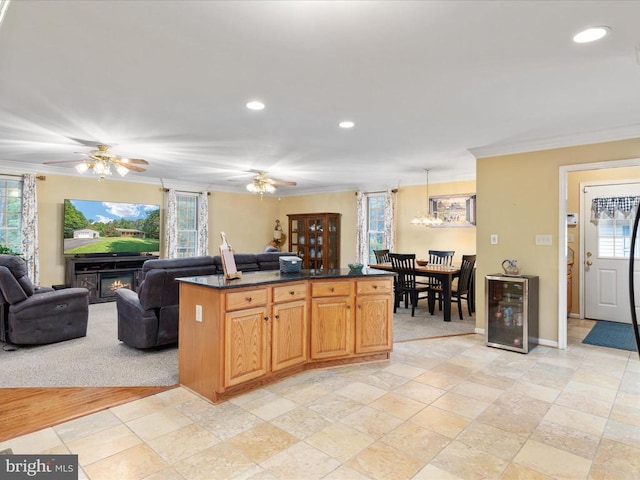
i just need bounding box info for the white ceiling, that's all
[1,1,640,195]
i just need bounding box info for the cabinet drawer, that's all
[273,282,307,303]
[226,288,268,311]
[357,279,392,295]
[311,281,352,297]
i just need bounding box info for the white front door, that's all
[584,183,640,323]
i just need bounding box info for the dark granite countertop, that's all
[177,267,394,290]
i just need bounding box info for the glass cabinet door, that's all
[485,275,538,353]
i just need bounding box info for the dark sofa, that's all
[115,252,293,349]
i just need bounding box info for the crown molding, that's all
[469,123,640,159]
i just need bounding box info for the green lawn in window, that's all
[66,237,160,254]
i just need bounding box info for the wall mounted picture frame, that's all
[429,193,476,227]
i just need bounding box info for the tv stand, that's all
[65,255,158,303]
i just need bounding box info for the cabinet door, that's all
[272,299,308,371]
[310,297,352,359]
[355,294,393,354]
[224,306,269,387]
[76,273,98,299]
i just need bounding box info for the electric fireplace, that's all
[99,272,135,299]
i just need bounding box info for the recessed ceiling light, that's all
[339,121,355,129]
[573,26,610,44]
[246,100,265,111]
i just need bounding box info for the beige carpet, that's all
[392,301,476,342]
[0,302,178,387]
[0,299,475,387]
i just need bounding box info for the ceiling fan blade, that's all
[117,163,146,173]
[122,158,149,165]
[43,160,84,165]
[66,137,102,147]
[266,178,297,186]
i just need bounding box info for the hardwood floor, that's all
[0,386,174,443]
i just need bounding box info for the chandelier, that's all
[410,168,443,227]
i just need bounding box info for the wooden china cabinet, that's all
[287,213,341,270]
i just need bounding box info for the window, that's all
[0,178,22,253]
[367,193,385,264]
[598,216,639,258]
[176,193,198,257]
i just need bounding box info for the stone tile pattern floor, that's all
[2,318,640,479]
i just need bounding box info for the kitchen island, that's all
[177,268,394,403]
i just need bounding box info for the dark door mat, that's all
[582,320,639,352]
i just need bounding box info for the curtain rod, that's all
[162,188,210,196]
[0,173,46,180]
[355,189,398,195]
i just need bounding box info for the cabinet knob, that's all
[372,285,378,289]
[247,296,253,302]
[289,291,295,295]
[275,314,280,319]
[330,287,335,292]
[264,316,269,321]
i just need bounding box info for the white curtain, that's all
[197,190,209,256]
[164,188,178,258]
[355,191,368,264]
[384,189,397,253]
[21,174,39,284]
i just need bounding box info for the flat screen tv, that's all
[63,199,161,256]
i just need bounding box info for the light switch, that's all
[567,233,574,243]
[491,234,498,245]
[535,234,553,246]
[195,304,203,322]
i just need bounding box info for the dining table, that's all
[368,262,461,322]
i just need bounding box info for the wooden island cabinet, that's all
[178,269,394,403]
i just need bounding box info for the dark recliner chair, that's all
[0,255,89,345]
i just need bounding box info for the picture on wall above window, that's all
[429,193,476,227]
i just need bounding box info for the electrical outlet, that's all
[490,234,498,245]
[195,304,203,322]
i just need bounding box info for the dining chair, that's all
[433,254,476,320]
[373,249,390,263]
[428,250,455,265]
[389,253,429,317]
[427,250,455,310]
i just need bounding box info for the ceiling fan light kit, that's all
[45,144,148,181]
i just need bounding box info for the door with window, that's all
[584,183,640,323]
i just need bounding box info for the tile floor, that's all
[2,318,640,479]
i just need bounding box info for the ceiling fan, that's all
[44,144,149,180]
[245,171,297,197]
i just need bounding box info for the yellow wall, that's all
[396,181,477,263]
[566,166,640,315]
[477,137,640,343]
[208,191,281,254]
[277,191,358,266]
